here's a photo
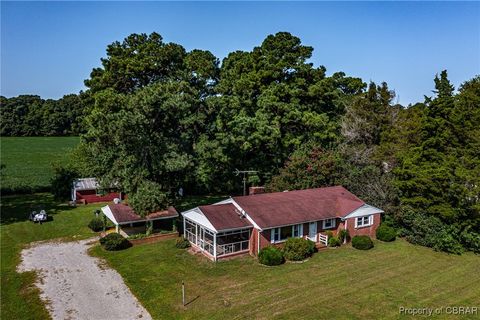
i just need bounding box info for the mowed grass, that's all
[2,194,479,320]
[0,194,104,320]
[0,136,79,192]
[92,239,480,320]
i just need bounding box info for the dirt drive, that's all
[18,239,152,320]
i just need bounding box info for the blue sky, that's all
[1,1,479,105]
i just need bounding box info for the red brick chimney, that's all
[249,186,266,195]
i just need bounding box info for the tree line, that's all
[0,94,89,136]
[9,31,479,253]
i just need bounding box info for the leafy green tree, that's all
[128,180,169,217]
[196,32,364,191]
[267,146,341,192]
[50,166,78,201]
[0,94,87,136]
[80,33,219,195]
[395,71,480,252]
[84,32,187,94]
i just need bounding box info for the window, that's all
[323,218,336,229]
[280,226,292,240]
[355,215,372,228]
[271,224,303,243]
[292,224,303,237]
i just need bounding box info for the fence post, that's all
[182,281,185,306]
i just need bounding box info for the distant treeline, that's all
[0,94,89,136]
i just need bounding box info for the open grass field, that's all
[2,194,479,320]
[91,239,480,319]
[0,194,102,320]
[0,136,79,193]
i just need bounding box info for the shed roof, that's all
[232,186,365,229]
[102,204,178,225]
[73,178,99,191]
[198,204,253,232]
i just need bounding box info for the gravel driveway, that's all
[18,238,152,320]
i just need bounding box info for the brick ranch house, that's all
[181,186,383,261]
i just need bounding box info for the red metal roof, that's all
[232,186,364,229]
[108,204,178,224]
[199,204,253,231]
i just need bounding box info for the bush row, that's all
[259,237,316,266]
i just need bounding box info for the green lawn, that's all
[0,136,79,193]
[2,194,479,320]
[0,194,103,320]
[92,239,480,320]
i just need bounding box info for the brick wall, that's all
[345,213,381,238]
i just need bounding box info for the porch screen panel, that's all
[185,219,197,244]
[204,229,214,255]
[216,229,251,256]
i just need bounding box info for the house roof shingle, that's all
[232,186,365,229]
[198,204,253,231]
[107,204,178,224]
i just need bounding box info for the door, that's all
[308,222,317,242]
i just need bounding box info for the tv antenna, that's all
[234,169,258,196]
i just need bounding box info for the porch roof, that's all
[199,204,253,231]
[182,204,253,233]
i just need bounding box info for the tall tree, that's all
[395,71,480,251]
[195,32,364,191]
[80,33,219,195]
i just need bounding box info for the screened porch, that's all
[184,218,251,261]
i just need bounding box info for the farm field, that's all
[0,136,79,193]
[2,193,479,320]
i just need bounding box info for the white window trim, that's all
[355,215,373,228]
[322,218,336,229]
[270,224,303,243]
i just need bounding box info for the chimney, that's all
[249,186,266,195]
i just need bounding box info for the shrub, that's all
[306,239,316,254]
[258,246,284,266]
[88,217,105,232]
[338,229,349,243]
[398,208,464,254]
[175,237,190,249]
[352,235,374,250]
[376,225,396,242]
[328,236,341,247]
[283,237,313,261]
[100,233,131,251]
[460,228,480,254]
[325,230,334,238]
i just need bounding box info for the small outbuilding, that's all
[72,178,122,204]
[101,203,178,236]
